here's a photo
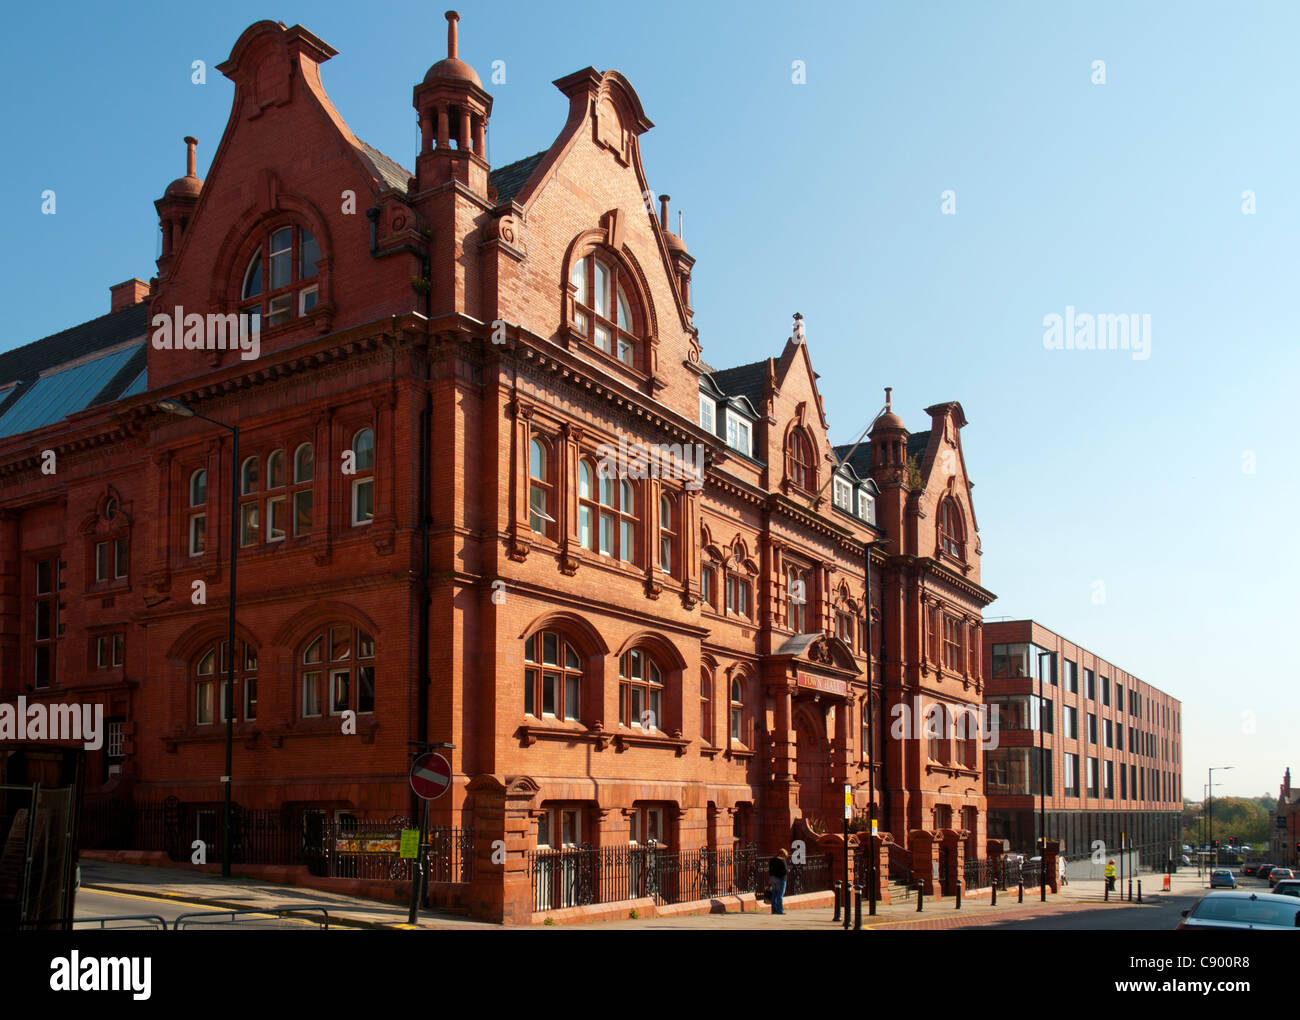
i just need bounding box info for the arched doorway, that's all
[793,706,828,823]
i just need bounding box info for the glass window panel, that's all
[600,513,613,554]
[190,470,207,507]
[267,497,286,540]
[530,438,546,478]
[303,635,322,664]
[542,672,557,716]
[594,324,611,354]
[196,680,213,724]
[353,429,374,470]
[293,490,312,537]
[542,632,559,666]
[524,667,536,715]
[600,475,615,506]
[241,457,259,495]
[565,676,579,719]
[565,644,579,670]
[242,250,262,298]
[294,444,313,483]
[593,260,608,316]
[357,631,374,659]
[620,520,633,561]
[620,480,633,511]
[574,311,588,337]
[617,336,633,365]
[240,502,260,546]
[300,286,318,313]
[189,514,206,555]
[300,229,321,278]
[35,560,50,595]
[267,450,285,488]
[578,505,592,547]
[270,229,292,289]
[267,294,291,327]
[579,460,593,499]
[302,671,320,715]
[331,626,351,662]
[357,666,375,713]
[354,479,374,524]
[617,284,631,330]
[331,669,350,713]
[96,542,109,581]
[570,257,586,304]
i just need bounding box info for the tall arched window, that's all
[786,428,816,491]
[939,498,964,559]
[619,648,662,729]
[577,458,597,550]
[524,631,582,721]
[241,225,322,329]
[292,442,313,537]
[194,638,258,725]
[529,437,555,538]
[570,251,641,368]
[730,678,745,743]
[300,625,376,718]
[597,473,639,564]
[658,493,677,575]
[351,428,375,526]
[700,668,714,745]
[239,457,260,547]
[188,469,207,556]
[785,563,810,632]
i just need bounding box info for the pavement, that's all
[77,859,497,930]
[77,859,1220,931]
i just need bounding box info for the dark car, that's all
[1178,891,1300,930]
[1269,868,1295,888]
[1244,862,1261,876]
[1258,865,1277,880]
[1273,880,1300,898]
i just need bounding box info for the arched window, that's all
[569,251,641,368]
[300,625,376,718]
[786,428,816,491]
[194,638,258,725]
[730,678,745,743]
[351,428,375,526]
[939,498,964,559]
[241,225,322,329]
[658,493,677,575]
[926,703,950,764]
[577,458,597,550]
[238,457,260,547]
[785,563,810,632]
[523,631,582,721]
[619,648,662,729]
[597,471,639,564]
[529,437,555,538]
[292,443,313,537]
[188,469,207,556]
[700,668,714,745]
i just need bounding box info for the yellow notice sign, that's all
[400,829,420,860]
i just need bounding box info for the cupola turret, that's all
[154,136,203,278]
[413,11,493,195]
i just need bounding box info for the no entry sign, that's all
[409,752,452,800]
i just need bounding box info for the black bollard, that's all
[854,883,862,930]
[916,881,924,912]
[1018,880,1023,903]
[1137,880,1142,903]
[1105,879,1110,902]
[991,878,997,906]
[955,881,962,910]
[1127,878,1132,902]
[833,880,842,922]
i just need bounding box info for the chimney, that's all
[659,194,670,230]
[111,279,151,312]
[184,136,198,178]
[446,10,459,58]
[885,387,892,412]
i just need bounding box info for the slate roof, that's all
[490,151,546,205]
[708,359,768,408]
[832,430,932,476]
[355,141,413,193]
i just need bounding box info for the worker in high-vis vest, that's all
[1105,859,1117,891]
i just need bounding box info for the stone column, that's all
[466,774,538,924]
[909,829,941,898]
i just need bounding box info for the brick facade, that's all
[0,17,996,920]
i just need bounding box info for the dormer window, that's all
[786,428,816,491]
[832,475,853,511]
[939,497,965,559]
[241,226,321,329]
[699,393,715,434]
[857,487,876,524]
[725,410,751,457]
[570,252,639,368]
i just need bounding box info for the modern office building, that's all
[982,620,1182,867]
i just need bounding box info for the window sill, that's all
[612,727,689,756]
[699,743,722,759]
[516,720,598,748]
[725,744,755,761]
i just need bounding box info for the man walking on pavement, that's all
[769,848,789,915]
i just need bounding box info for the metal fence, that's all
[326,821,472,885]
[528,843,834,912]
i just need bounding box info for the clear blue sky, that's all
[2,1,1293,800]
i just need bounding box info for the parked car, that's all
[1182,855,1193,866]
[1272,880,1300,898]
[1258,865,1277,880]
[1244,862,1261,876]
[1178,891,1300,930]
[1210,868,1237,889]
[1183,844,1193,853]
[1269,868,1295,888]
[1240,844,1253,852]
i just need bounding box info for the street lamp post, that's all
[1036,650,1056,902]
[1207,765,1233,867]
[863,536,889,916]
[159,398,239,879]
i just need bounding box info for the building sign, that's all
[797,672,848,697]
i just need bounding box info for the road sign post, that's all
[406,750,452,924]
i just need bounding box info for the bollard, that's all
[1137,880,1142,903]
[916,881,924,912]
[991,878,997,906]
[1104,880,1109,902]
[854,883,862,930]
[1018,880,1023,904]
[955,881,962,910]
[1127,879,1133,902]
[832,881,842,922]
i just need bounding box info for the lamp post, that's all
[159,398,239,879]
[863,536,889,916]
[1207,765,1233,867]
[1035,649,1056,901]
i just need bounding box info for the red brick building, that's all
[1269,768,1299,867]
[982,620,1183,869]
[0,16,994,919]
